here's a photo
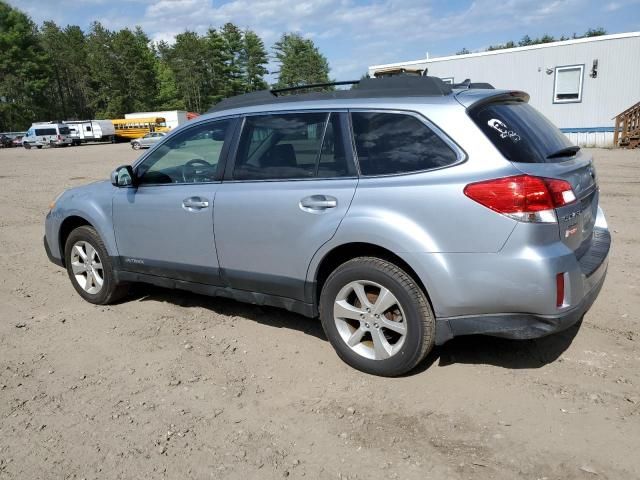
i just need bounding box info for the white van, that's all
[23,123,72,149]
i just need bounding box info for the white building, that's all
[125,110,188,130]
[369,32,640,147]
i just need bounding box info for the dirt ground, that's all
[0,143,638,480]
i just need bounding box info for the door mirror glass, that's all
[111,165,135,187]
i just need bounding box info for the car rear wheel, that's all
[319,257,435,376]
[64,226,128,305]
[132,142,141,150]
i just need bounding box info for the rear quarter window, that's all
[351,112,458,176]
[469,101,575,163]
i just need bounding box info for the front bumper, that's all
[44,235,64,267]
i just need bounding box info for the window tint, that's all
[317,113,354,177]
[469,101,575,163]
[136,119,230,184]
[351,112,458,176]
[234,113,331,180]
[35,128,57,136]
[59,126,70,135]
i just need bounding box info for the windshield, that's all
[469,100,575,163]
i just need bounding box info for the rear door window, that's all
[233,112,351,180]
[351,112,458,176]
[469,101,575,163]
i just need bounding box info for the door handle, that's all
[300,195,338,212]
[182,197,209,210]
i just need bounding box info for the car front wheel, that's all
[319,257,435,377]
[64,226,128,305]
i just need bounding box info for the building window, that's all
[554,65,584,103]
[441,77,454,85]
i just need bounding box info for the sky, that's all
[9,0,640,80]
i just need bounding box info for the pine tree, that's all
[221,23,244,97]
[0,1,50,130]
[240,30,268,92]
[272,33,331,90]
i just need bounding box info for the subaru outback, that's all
[44,76,610,376]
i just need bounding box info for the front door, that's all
[112,118,234,285]
[214,112,358,301]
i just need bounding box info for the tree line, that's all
[0,1,331,131]
[456,28,607,55]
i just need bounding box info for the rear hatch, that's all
[467,95,598,258]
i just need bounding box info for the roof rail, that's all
[208,75,453,113]
[453,78,495,89]
[271,80,360,94]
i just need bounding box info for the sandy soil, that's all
[0,143,639,480]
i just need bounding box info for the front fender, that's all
[49,181,117,258]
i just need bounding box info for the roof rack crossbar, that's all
[271,80,361,95]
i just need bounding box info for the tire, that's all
[36,145,42,149]
[319,257,435,377]
[23,142,31,149]
[132,142,140,150]
[64,225,128,305]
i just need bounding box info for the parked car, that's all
[23,122,72,149]
[12,135,23,147]
[131,132,166,150]
[0,134,13,148]
[44,76,610,376]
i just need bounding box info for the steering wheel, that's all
[181,159,213,183]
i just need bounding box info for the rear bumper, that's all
[434,227,610,345]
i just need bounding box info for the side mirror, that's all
[111,165,136,187]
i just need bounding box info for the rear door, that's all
[468,99,598,254]
[214,111,358,302]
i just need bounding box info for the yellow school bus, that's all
[111,117,170,140]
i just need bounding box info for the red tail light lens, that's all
[464,175,576,223]
[556,272,565,307]
[57,135,62,140]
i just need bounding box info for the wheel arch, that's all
[58,215,94,267]
[311,242,433,311]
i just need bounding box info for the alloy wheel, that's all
[333,280,407,360]
[70,240,104,295]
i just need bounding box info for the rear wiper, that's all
[546,145,580,159]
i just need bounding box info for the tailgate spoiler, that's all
[455,89,530,109]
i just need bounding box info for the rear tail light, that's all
[57,135,62,140]
[556,273,565,308]
[463,174,576,223]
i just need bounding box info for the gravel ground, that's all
[0,144,639,480]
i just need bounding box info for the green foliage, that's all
[0,2,281,129]
[481,28,607,53]
[456,47,470,55]
[272,33,331,90]
[0,1,50,131]
[241,30,269,92]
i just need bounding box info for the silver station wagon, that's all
[44,76,610,376]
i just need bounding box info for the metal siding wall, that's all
[375,36,640,137]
